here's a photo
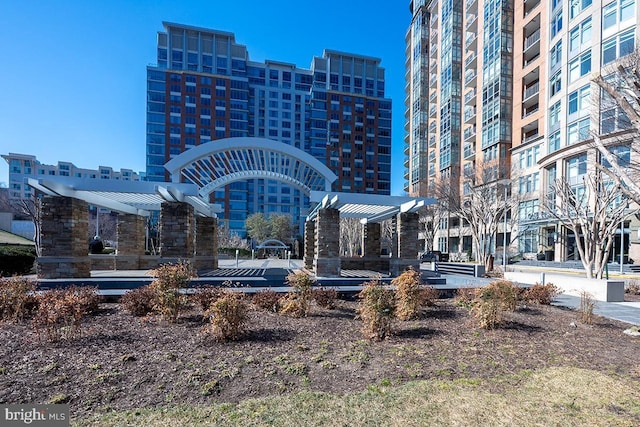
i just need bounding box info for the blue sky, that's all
[0,0,411,195]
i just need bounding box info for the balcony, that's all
[464,89,476,104]
[430,44,438,58]
[429,135,436,147]
[430,74,437,87]
[464,126,476,140]
[466,14,477,32]
[466,52,477,70]
[429,105,437,117]
[464,107,476,123]
[523,81,540,101]
[522,104,539,119]
[429,90,437,102]
[430,30,438,45]
[465,33,477,49]
[465,70,477,86]
[429,122,437,134]
[524,29,540,50]
[524,0,541,17]
[466,0,477,13]
[463,143,476,160]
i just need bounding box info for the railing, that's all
[524,29,541,50]
[523,81,540,100]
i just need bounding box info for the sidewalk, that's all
[552,294,640,325]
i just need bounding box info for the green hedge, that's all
[218,247,252,258]
[0,245,36,276]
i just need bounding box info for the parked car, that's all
[419,251,449,262]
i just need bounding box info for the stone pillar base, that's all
[115,255,140,270]
[37,257,91,279]
[193,256,218,271]
[314,258,341,278]
[389,259,420,277]
[90,254,116,270]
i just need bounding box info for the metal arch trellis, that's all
[164,137,338,197]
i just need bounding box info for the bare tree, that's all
[15,198,42,256]
[541,172,634,279]
[447,161,515,271]
[217,222,250,250]
[418,177,453,252]
[380,218,395,256]
[340,217,362,257]
[591,49,640,204]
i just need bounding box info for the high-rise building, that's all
[512,0,638,260]
[406,0,639,261]
[405,0,513,254]
[2,153,142,202]
[146,22,392,236]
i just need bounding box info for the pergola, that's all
[28,176,221,278]
[304,191,435,278]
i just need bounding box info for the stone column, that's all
[37,196,91,278]
[159,202,194,262]
[303,219,316,270]
[313,207,340,277]
[115,213,146,270]
[194,216,218,271]
[390,212,420,275]
[362,222,384,271]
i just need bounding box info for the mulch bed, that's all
[1,298,639,419]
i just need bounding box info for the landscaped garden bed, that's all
[1,270,640,425]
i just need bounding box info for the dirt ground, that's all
[1,296,640,421]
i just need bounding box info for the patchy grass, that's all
[79,367,640,426]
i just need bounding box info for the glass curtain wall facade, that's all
[147,22,391,237]
[406,0,513,255]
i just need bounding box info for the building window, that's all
[567,154,588,182]
[549,71,562,97]
[602,145,631,168]
[551,10,563,38]
[568,50,591,82]
[568,85,591,115]
[571,0,593,18]
[603,0,635,30]
[550,41,563,68]
[549,101,561,128]
[569,18,592,52]
[567,118,590,145]
[602,29,635,65]
[549,130,561,153]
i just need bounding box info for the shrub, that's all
[486,280,521,311]
[32,286,100,341]
[419,286,440,307]
[0,277,37,322]
[625,280,640,295]
[149,262,193,323]
[120,286,156,317]
[470,286,503,329]
[357,278,395,341]
[392,267,423,320]
[523,282,560,305]
[203,290,248,341]
[252,290,281,312]
[579,291,595,324]
[0,245,36,277]
[280,272,314,317]
[191,285,224,311]
[313,287,338,309]
[454,287,477,309]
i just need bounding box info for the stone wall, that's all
[117,214,146,255]
[194,216,218,270]
[362,222,381,257]
[37,196,91,278]
[160,202,194,258]
[397,212,419,259]
[303,220,315,269]
[314,207,340,277]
